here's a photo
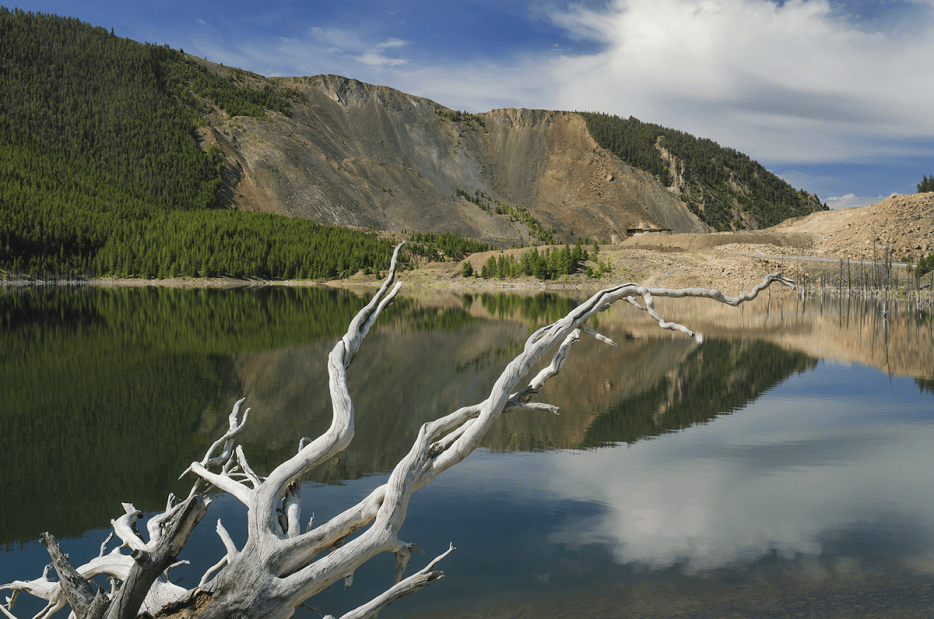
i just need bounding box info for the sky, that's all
[13,0,934,209]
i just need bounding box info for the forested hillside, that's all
[0,7,394,279]
[579,112,827,231]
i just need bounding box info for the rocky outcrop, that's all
[205,74,708,245]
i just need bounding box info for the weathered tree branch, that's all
[39,532,98,618]
[1,242,793,619]
[101,495,208,619]
[2,496,206,619]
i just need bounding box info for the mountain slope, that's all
[579,112,828,231]
[202,73,709,245]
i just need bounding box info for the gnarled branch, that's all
[2,244,793,619]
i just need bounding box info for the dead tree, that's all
[1,243,793,619]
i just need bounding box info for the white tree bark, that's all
[1,243,793,619]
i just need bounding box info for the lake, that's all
[1,283,933,618]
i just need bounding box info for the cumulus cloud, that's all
[546,0,934,163]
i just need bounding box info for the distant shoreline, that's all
[4,232,929,297]
[1,276,324,289]
[0,246,797,298]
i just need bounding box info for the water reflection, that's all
[580,339,815,448]
[1,285,933,618]
[391,366,934,618]
[546,364,934,573]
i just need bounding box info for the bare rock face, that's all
[204,74,707,245]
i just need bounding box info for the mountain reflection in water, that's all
[1,285,933,618]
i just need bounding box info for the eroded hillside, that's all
[199,73,708,246]
[768,192,934,259]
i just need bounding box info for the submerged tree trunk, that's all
[1,243,794,619]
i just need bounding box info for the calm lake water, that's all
[1,284,933,618]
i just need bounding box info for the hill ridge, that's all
[1,8,830,280]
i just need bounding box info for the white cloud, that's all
[771,168,834,191]
[546,0,934,164]
[186,27,414,80]
[379,60,554,112]
[376,38,408,49]
[825,192,894,209]
[282,28,414,73]
[354,52,408,68]
[309,26,367,51]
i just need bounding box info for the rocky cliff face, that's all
[201,74,707,245]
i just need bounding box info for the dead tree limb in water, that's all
[1,243,794,619]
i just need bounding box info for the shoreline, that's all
[0,246,769,294]
[3,240,923,297]
[4,193,931,293]
[0,245,838,297]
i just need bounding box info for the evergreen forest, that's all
[0,7,395,280]
[579,112,825,231]
[472,241,594,281]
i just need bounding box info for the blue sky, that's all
[12,0,934,209]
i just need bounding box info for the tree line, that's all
[578,112,824,231]
[0,7,397,280]
[912,252,934,279]
[434,104,485,128]
[463,240,607,281]
[1,205,397,280]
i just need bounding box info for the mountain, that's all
[0,8,824,280]
[202,72,708,245]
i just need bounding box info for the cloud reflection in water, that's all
[542,361,934,577]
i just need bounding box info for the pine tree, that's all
[918,175,934,193]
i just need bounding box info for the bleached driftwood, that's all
[1,242,793,619]
[1,495,206,619]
